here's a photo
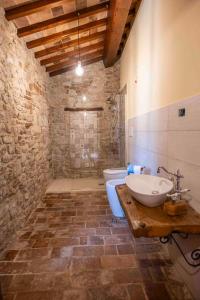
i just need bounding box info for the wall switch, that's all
[178,108,186,117]
[128,126,134,137]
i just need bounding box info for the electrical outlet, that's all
[178,108,186,117]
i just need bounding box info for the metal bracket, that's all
[160,233,200,268]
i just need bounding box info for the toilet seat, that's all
[104,168,127,175]
[103,168,127,182]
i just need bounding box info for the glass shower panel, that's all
[69,111,99,170]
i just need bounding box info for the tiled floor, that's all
[0,191,193,300]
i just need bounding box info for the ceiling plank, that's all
[103,0,132,67]
[35,30,106,58]
[118,0,142,56]
[75,0,88,11]
[17,1,109,37]
[40,41,104,65]
[49,56,102,77]
[46,49,103,72]
[27,17,107,49]
[5,0,64,20]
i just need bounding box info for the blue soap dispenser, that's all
[127,163,134,175]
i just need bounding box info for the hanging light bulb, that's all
[75,61,84,76]
[75,12,84,76]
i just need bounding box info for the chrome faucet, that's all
[157,167,183,192]
[157,166,190,201]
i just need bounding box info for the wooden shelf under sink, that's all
[116,184,200,238]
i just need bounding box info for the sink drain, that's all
[152,190,159,195]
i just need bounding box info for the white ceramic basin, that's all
[125,174,173,207]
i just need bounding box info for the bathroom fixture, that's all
[127,163,145,175]
[157,167,183,191]
[166,189,190,202]
[75,12,84,77]
[75,61,84,76]
[103,168,127,182]
[157,166,190,200]
[106,179,125,217]
[125,174,173,207]
[116,184,200,268]
[135,165,145,174]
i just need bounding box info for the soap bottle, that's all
[127,163,134,175]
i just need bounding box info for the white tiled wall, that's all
[127,95,200,299]
[127,95,200,212]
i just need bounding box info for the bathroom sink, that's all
[125,174,173,207]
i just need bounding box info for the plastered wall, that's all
[120,0,200,119]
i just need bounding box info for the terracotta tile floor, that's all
[0,191,193,300]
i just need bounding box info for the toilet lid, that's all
[104,169,127,175]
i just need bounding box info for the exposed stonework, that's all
[0,7,124,252]
[0,9,52,252]
[49,61,124,178]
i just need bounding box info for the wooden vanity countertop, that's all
[116,184,200,238]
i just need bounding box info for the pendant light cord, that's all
[77,12,80,62]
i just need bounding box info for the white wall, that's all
[121,0,200,119]
[120,1,200,298]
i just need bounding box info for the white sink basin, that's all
[125,174,173,207]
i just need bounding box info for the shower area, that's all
[67,110,100,177]
[50,93,125,178]
[49,60,124,179]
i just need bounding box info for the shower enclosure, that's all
[51,93,125,178]
[69,111,99,176]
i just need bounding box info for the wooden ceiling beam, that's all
[46,49,103,72]
[49,56,102,77]
[35,30,106,58]
[118,0,142,56]
[27,17,107,49]
[103,0,132,67]
[5,0,64,20]
[40,41,104,65]
[17,1,110,37]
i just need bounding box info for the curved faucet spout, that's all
[157,166,184,192]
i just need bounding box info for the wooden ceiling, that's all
[2,0,141,77]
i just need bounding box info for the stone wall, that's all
[0,9,52,252]
[0,7,123,251]
[49,61,123,178]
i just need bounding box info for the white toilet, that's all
[103,168,127,218]
[106,179,125,218]
[103,168,128,182]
